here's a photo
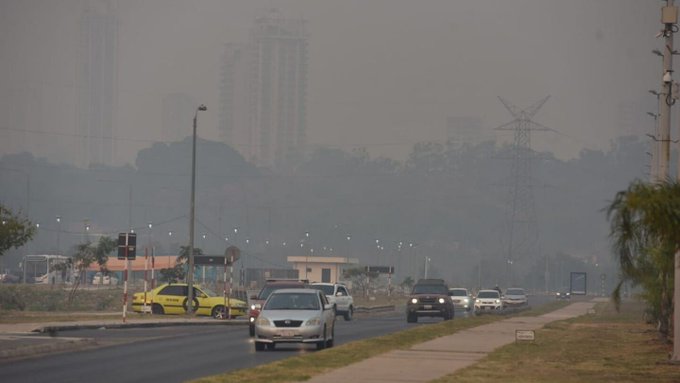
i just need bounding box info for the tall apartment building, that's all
[77,0,118,167]
[218,9,308,169]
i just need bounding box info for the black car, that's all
[406,279,455,323]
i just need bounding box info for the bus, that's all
[22,254,72,284]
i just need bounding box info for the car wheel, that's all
[326,324,335,348]
[249,324,255,337]
[212,305,225,319]
[407,313,417,323]
[343,306,353,321]
[316,326,327,350]
[151,303,164,315]
[255,342,265,351]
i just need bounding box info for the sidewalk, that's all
[299,300,600,383]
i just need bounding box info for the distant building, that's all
[218,9,308,170]
[162,93,196,143]
[77,0,118,167]
[287,256,359,284]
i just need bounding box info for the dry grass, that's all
[434,300,680,383]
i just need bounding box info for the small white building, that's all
[287,256,359,283]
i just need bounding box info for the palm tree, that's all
[606,180,680,339]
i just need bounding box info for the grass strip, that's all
[433,300,680,383]
[191,301,568,383]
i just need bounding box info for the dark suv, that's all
[406,279,454,323]
[248,279,308,336]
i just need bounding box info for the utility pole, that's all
[657,0,680,362]
[660,2,675,182]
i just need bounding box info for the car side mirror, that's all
[250,294,257,300]
[336,292,343,296]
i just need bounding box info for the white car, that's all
[310,282,354,321]
[474,289,504,311]
[448,288,473,311]
[503,287,528,307]
[254,288,336,351]
[92,272,118,285]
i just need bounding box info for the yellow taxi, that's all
[132,283,247,318]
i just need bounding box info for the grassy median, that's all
[190,301,569,383]
[434,300,680,383]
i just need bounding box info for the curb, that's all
[34,319,249,333]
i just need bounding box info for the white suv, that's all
[310,283,354,321]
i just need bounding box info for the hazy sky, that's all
[0,0,661,167]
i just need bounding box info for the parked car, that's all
[474,289,504,311]
[92,272,118,285]
[253,288,336,351]
[448,287,473,311]
[310,282,354,321]
[131,283,247,318]
[502,287,528,307]
[249,279,309,336]
[406,279,455,323]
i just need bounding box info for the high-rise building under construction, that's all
[218,9,308,170]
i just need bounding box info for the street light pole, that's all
[187,104,207,315]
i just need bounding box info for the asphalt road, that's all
[0,297,553,383]
[0,311,415,383]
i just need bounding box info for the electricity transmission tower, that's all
[495,96,551,286]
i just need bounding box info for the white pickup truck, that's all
[310,282,354,321]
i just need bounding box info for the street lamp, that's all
[56,216,61,253]
[187,103,207,315]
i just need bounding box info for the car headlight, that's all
[411,298,418,304]
[255,317,271,326]
[304,317,321,326]
[438,298,445,304]
[463,298,469,303]
[495,299,500,304]
[250,303,261,310]
[475,299,481,303]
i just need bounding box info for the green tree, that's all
[68,236,115,302]
[158,245,202,283]
[0,204,35,257]
[606,180,680,339]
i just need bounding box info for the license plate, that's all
[281,330,294,337]
[424,304,432,309]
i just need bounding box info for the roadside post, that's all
[118,232,137,323]
[225,246,240,319]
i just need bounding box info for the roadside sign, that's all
[515,329,535,342]
[117,232,137,260]
[225,246,241,265]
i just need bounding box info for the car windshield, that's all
[477,291,500,298]
[311,285,334,295]
[257,284,301,300]
[199,287,217,297]
[449,289,467,296]
[264,292,320,310]
[506,289,525,295]
[412,284,447,295]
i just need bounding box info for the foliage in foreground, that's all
[605,180,680,338]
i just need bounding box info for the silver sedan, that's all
[254,288,336,351]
